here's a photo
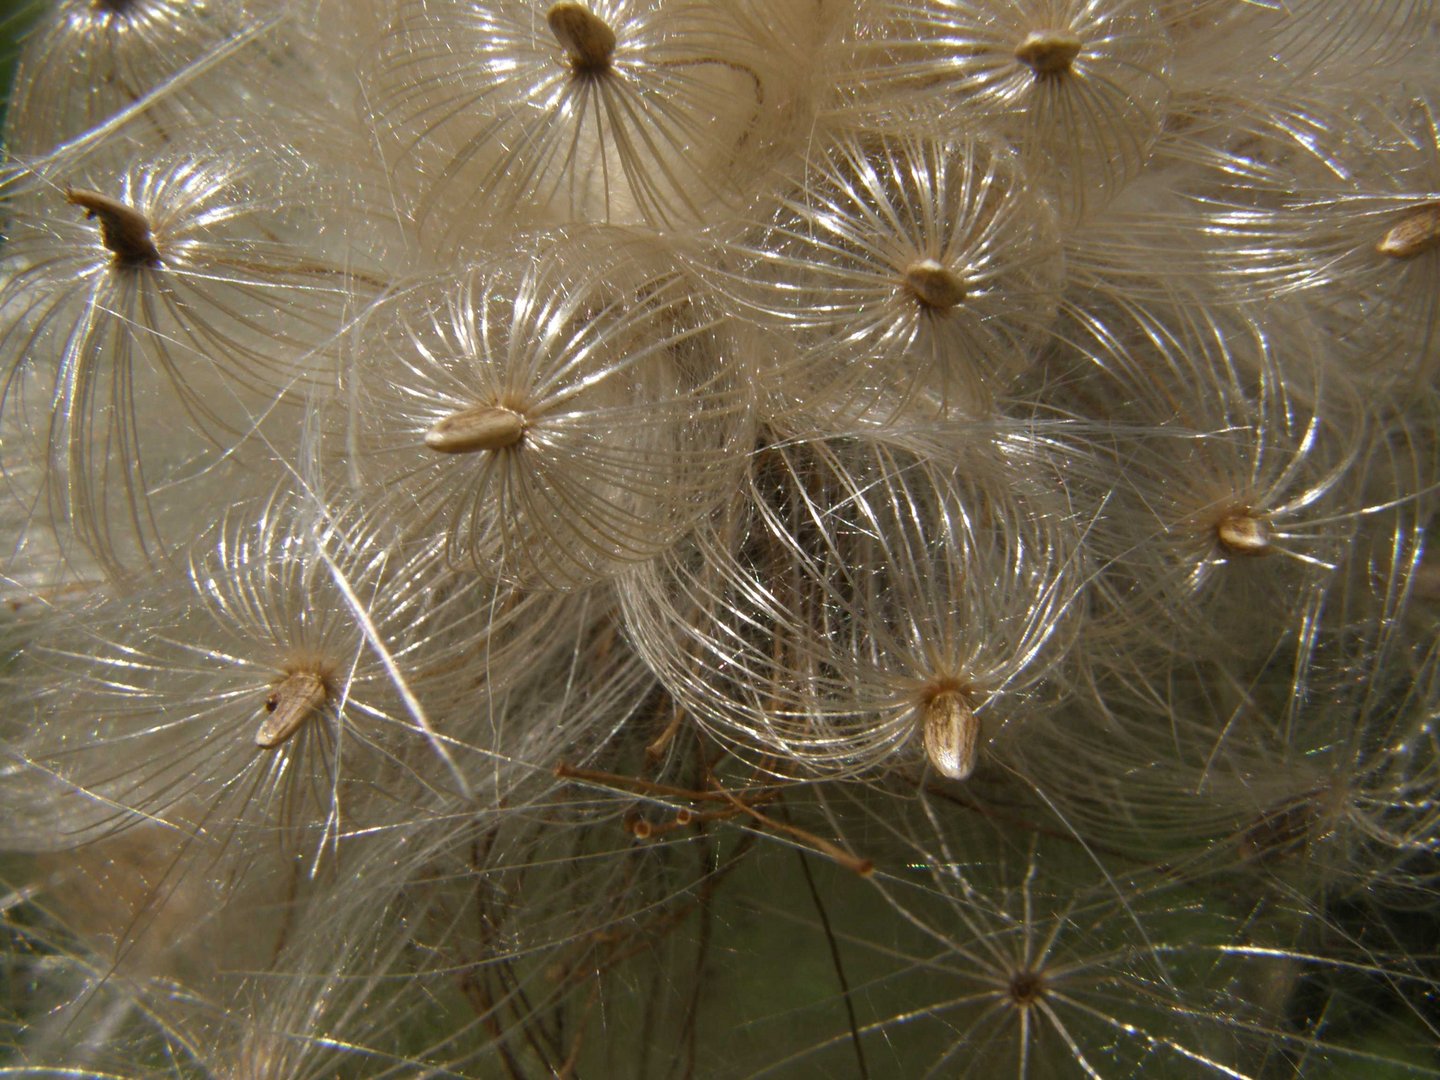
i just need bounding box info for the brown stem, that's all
[713,786,873,876]
[556,761,771,804]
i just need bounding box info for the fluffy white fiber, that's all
[1,0,1439,1075]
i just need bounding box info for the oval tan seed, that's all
[1014,31,1083,77]
[548,2,617,72]
[425,404,526,454]
[904,259,968,310]
[1376,202,1440,260]
[255,671,329,750]
[66,188,161,268]
[922,689,980,781]
[1216,513,1272,558]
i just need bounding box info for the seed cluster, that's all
[1,0,1438,1075]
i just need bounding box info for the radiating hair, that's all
[621,426,1085,779]
[339,228,756,588]
[702,126,1062,420]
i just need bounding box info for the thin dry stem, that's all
[556,762,775,805]
[712,786,874,876]
[629,797,779,838]
[645,708,685,762]
[556,762,869,872]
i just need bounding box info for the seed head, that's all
[547,2,618,74]
[255,671,330,750]
[1215,512,1272,558]
[425,404,527,454]
[1014,30,1083,77]
[904,259,968,310]
[1376,202,1440,260]
[922,688,980,780]
[1008,967,1047,1007]
[66,188,162,268]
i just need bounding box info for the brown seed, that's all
[1376,202,1440,260]
[425,404,526,454]
[548,2,617,72]
[1014,30,1083,77]
[66,188,161,268]
[1216,513,1272,558]
[255,671,329,750]
[1008,968,1047,1006]
[922,689,980,781]
[904,259,968,310]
